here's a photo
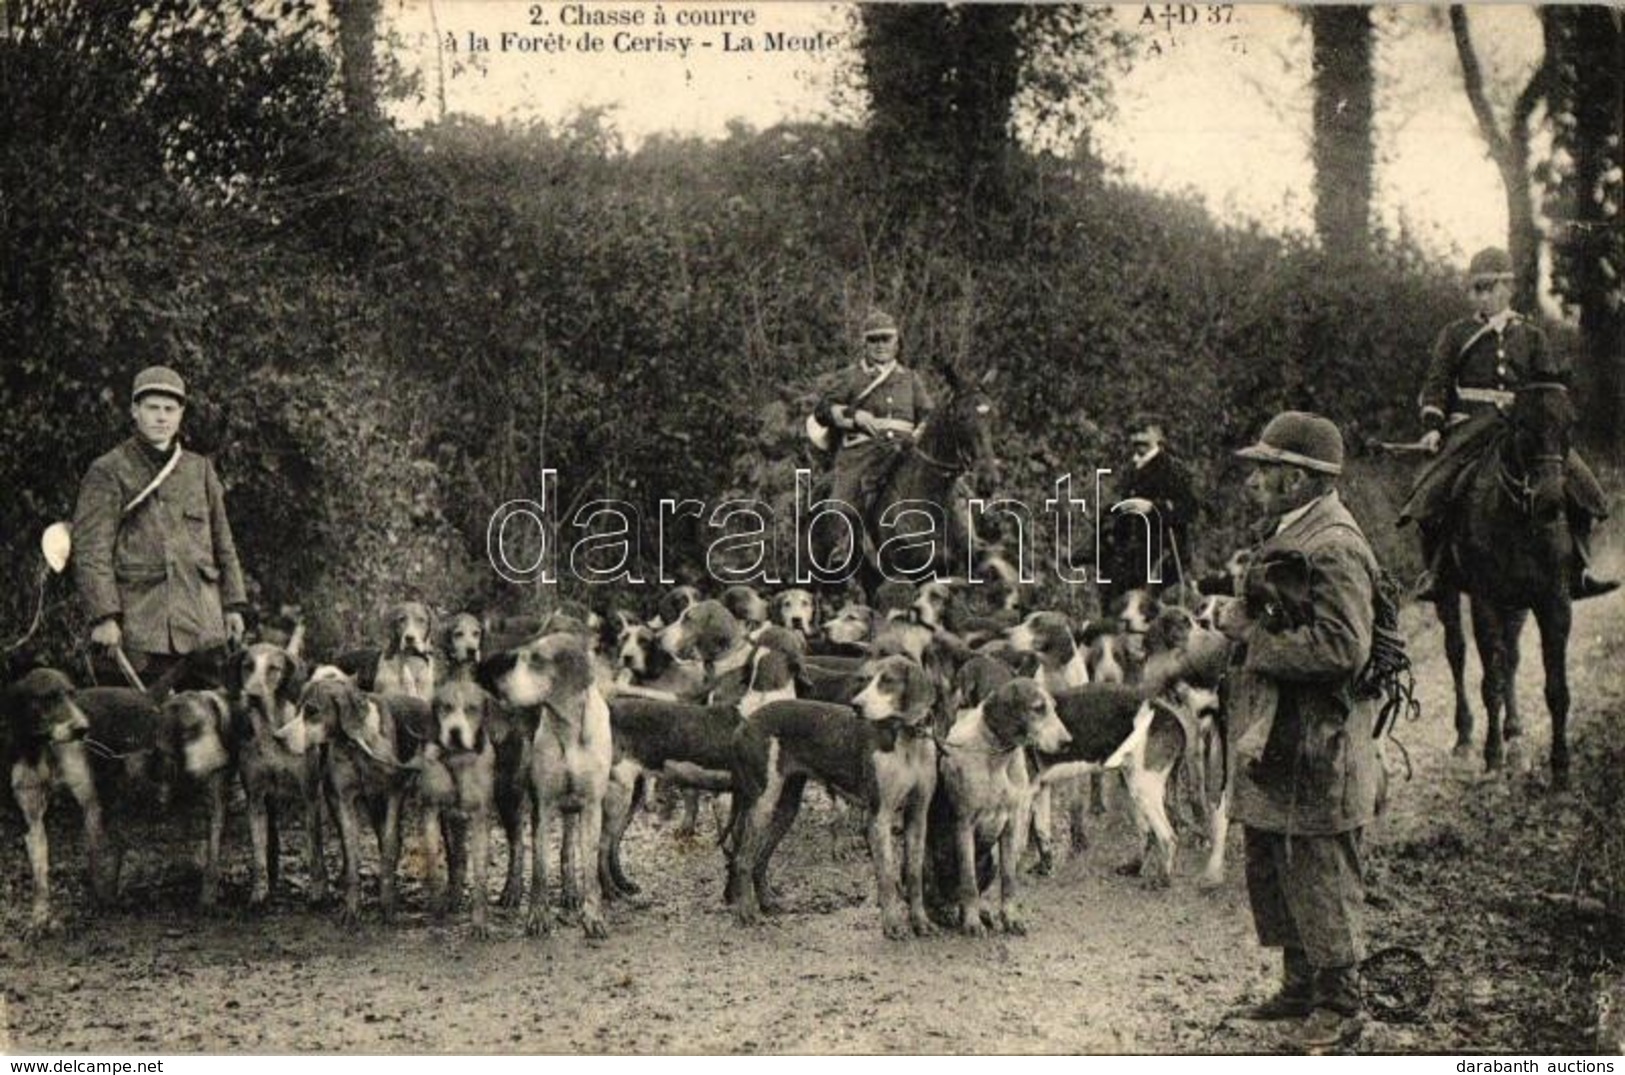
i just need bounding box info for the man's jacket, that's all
[1227,490,1383,835]
[72,437,247,655]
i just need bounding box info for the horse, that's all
[808,363,999,605]
[1446,381,1577,788]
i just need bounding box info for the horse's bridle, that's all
[1498,381,1568,518]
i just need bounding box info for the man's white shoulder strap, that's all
[123,444,184,516]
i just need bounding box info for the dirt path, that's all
[4,593,1622,1054]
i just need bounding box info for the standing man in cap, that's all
[1218,410,1382,1051]
[1107,412,1199,597]
[805,309,934,569]
[71,365,247,686]
[1403,246,1615,601]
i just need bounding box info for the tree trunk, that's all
[1544,7,1624,457]
[332,0,380,123]
[1449,6,1547,312]
[1567,9,1624,457]
[1310,6,1374,255]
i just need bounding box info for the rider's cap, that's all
[1468,247,1514,281]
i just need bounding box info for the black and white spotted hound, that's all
[939,677,1070,935]
[728,654,940,939]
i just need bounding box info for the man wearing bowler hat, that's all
[1218,410,1382,1051]
[1402,246,1615,601]
[72,365,247,685]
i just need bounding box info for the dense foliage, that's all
[3,3,1486,661]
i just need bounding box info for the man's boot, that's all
[1244,947,1314,1020]
[1571,517,1620,601]
[1413,521,1452,603]
[1293,965,1367,1050]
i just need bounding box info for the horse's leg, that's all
[1500,608,1529,745]
[1468,597,1507,772]
[1534,596,1573,790]
[1437,590,1474,756]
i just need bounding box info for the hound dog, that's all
[374,601,437,701]
[593,634,803,901]
[6,669,106,936]
[720,584,770,634]
[1030,684,1205,886]
[418,678,503,938]
[1006,610,1098,867]
[228,643,323,909]
[480,633,612,939]
[442,612,484,682]
[939,678,1070,935]
[154,689,237,908]
[6,669,243,933]
[614,620,708,702]
[296,677,432,924]
[772,588,819,640]
[651,584,702,629]
[728,655,940,939]
[913,579,1021,642]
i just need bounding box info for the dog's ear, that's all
[225,648,249,696]
[336,687,371,743]
[203,689,233,739]
[901,661,937,723]
[278,653,308,705]
[981,681,1026,745]
[552,642,592,697]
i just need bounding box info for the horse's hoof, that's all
[1451,741,1474,759]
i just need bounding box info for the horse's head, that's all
[924,363,1000,484]
[1508,382,1573,519]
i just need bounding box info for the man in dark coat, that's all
[1401,247,1615,601]
[72,365,247,684]
[1219,411,1383,1051]
[1107,414,1198,595]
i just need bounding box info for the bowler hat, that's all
[861,309,898,338]
[1468,247,1514,281]
[1236,411,1344,475]
[131,365,187,403]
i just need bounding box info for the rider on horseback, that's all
[1402,247,1617,602]
[809,307,934,518]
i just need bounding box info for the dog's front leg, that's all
[468,805,492,940]
[332,789,365,926]
[869,797,908,940]
[423,803,448,916]
[1198,786,1230,890]
[59,746,113,905]
[15,764,57,936]
[200,773,226,910]
[526,795,552,937]
[246,778,272,909]
[1028,783,1055,876]
[577,797,608,939]
[997,815,1026,934]
[903,783,935,937]
[955,812,984,936]
[302,765,330,906]
[378,792,403,921]
[559,815,580,911]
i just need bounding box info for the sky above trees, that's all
[384,2,1542,261]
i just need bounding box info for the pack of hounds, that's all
[5,567,1253,944]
